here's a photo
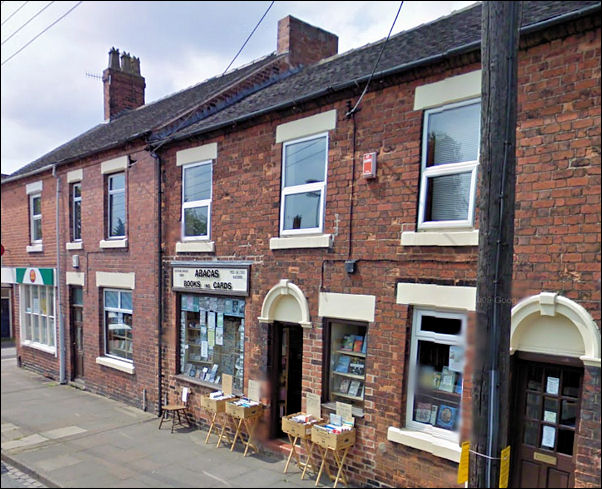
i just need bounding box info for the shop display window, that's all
[20,284,55,349]
[407,309,466,439]
[326,320,368,410]
[179,294,245,392]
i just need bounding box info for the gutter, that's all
[53,164,66,384]
[166,2,600,144]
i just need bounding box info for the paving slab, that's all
[1,357,342,487]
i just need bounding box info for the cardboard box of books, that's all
[225,398,263,419]
[282,412,323,439]
[311,423,356,450]
[201,393,238,413]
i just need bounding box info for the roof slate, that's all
[6,0,600,180]
[172,0,600,140]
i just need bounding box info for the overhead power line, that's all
[347,1,403,116]
[1,1,82,67]
[222,0,274,75]
[1,1,29,26]
[2,1,55,46]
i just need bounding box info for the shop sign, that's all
[15,267,55,286]
[172,265,249,296]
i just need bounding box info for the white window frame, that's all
[20,284,56,354]
[280,132,329,236]
[417,98,480,230]
[406,308,466,442]
[107,172,126,239]
[72,183,82,242]
[103,288,133,363]
[29,193,42,244]
[181,160,212,241]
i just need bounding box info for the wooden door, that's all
[70,286,84,379]
[511,357,582,488]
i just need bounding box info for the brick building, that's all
[1,2,600,487]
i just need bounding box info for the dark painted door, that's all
[70,286,84,379]
[511,358,582,488]
[1,297,10,339]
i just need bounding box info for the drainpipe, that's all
[53,165,66,384]
[150,150,163,416]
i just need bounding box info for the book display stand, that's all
[225,399,263,456]
[200,393,238,446]
[281,412,323,477]
[309,424,356,488]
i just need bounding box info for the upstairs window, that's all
[72,183,82,241]
[280,133,328,235]
[30,193,42,243]
[107,172,126,238]
[104,289,133,362]
[418,99,480,229]
[181,161,212,240]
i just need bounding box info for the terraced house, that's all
[1,2,599,487]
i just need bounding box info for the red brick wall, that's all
[158,21,600,488]
[1,142,161,412]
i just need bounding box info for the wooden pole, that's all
[470,2,521,488]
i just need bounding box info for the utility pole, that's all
[470,2,521,488]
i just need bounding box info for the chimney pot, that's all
[103,48,145,120]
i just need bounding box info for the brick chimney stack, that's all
[102,47,145,120]
[277,16,338,68]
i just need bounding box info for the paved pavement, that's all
[2,460,47,488]
[1,351,336,488]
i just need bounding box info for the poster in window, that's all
[439,367,457,393]
[208,312,216,329]
[201,341,208,359]
[335,356,351,373]
[216,325,224,346]
[348,381,362,397]
[436,404,458,430]
[541,426,556,448]
[338,378,350,394]
[430,405,438,425]
[349,360,365,376]
[448,345,464,373]
[415,402,432,423]
[546,377,560,395]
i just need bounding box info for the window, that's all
[20,284,55,349]
[407,309,466,440]
[181,161,212,239]
[107,173,126,238]
[280,133,328,235]
[418,99,480,229]
[29,193,42,243]
[104,289,132,361]
[179,294,244,392]
[72,183,82,241]
[325,320,368,411]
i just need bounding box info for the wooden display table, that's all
[309,425,356,488]
[200,394,239,447]
[225,400,264,456]
[281,413,323,477]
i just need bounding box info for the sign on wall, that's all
[15,267,55,286]
[172,265,249,296]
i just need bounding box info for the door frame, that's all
[509,351,584,488]
[70,286,84,380]
[1,290,13,339]
[268,320,303,438]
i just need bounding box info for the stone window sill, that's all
[270,234,333,250]
[176,241,215,253]
[401,230,478,247]
[21,341,56,355]
[99,239,127,249]
[66,242,83,250]
[95,356,135,374]
[387,426,461,463]
[26,244,43,253]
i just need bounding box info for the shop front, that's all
[172,262,250,394]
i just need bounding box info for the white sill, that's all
[26,244,43,253]
[401,230,479,247]
[96,356,135,374]
[176,240,215,253]
[270,234,333,250]
[387,427,461,463]
[66,242,83,250]
[99,239,127,249]
[21,341,56,355]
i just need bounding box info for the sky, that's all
[0,0,475,175]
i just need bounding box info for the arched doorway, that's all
[259,280,311,437]
[509,293,600,488]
